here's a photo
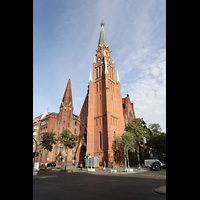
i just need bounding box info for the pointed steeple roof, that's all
[98,20,108,46]
[61,77,73,106]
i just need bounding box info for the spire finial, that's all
[116,70,120,83]
[100,20,104,27]
[89,68,92,82]
[112,57,114,63]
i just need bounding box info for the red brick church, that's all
[34,21,136,166]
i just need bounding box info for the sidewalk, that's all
[154,186,166,195]
[36,165,162,174]
[59,165,149,174]
[35,165,166,180]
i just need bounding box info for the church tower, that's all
[53,77,76,163]
[57,77,73,135]
[85,21,125,165]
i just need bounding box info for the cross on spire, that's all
[100,20,104,27]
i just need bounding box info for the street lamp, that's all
[33,138,37,169]
[124,144,127,171]
[72,116,92,170]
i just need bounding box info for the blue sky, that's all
[33,0,166,132]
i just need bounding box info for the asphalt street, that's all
[33,171,166,200]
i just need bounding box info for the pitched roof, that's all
[98,20,108,46]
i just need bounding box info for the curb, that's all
[154,186,166,195]
[33,175,57,179]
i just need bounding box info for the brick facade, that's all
[122,94,136,125]
[33,21,136,166]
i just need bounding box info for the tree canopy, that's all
[125,118,151,146]
[41,132,57,152]
[146,123,166,162]
[113,118,151,167]
[58,129,78,150]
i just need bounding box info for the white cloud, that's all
[33,0,166,125]
[121,47,166,132]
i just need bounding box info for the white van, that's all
[144,159,165,168]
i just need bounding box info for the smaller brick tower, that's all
[53,77,77,164]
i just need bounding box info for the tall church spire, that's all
[98,20,108,46]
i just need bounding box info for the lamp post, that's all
[72,116,92,170]
[124,144,127,171]
[33,138,37,169]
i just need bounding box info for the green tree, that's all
[113,131,135,168]
[148,123,162,135]
[124,118,151,168]
[41,132,57,166]
[146,123,166,162]
[113,118,151,168]
[58,129,78,169]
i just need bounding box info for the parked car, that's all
[150,161,162,171]
[144,159,165,169]
[47,162,56,167]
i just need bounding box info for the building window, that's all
[63,121,65,125]
[68,123,70,127]
[96,68,98,78]
[75,121,77,126]
[69,110,71,120]
[64,109,66,117]
[62,127,64,132]
[74,129,76,134]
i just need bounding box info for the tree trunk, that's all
[124,146,127,169]
[45,150,48,169]
[137,145,141,168]
[127,149,130,168]
[40,150,43,163]
[65,148,68,169]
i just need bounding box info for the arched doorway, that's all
[79,146,86,162]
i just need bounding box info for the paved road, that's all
[33,171,166,200]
